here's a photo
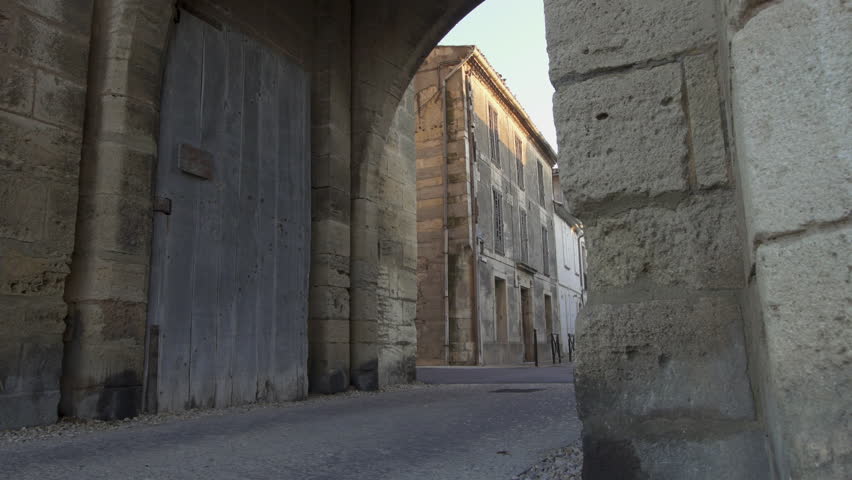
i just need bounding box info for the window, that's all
[493,188,504,254]
[537,162,545,204]
[519,209,529,263]
[542,226,550,275]
[488,105,500,168]
[514,137,524,189]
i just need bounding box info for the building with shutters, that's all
[413,46,561,366]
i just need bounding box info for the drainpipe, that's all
[462,70,483,366]
[440,52,475,365]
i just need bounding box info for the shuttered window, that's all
[493,188,504,254]
[519,209,529,263]
[488,105,500,168]
[515,137,524,190]
[537,162,545,204]
[542,226,550,276]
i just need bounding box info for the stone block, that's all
[575,295,755,420]
[311,218,350,257]
[81,141,154,199]
[63,255,147,303]
[34,70,86,130]
[732,0,852,239]
[585,190,742,290]
[0,296,64,430]
[545,0,717,80]
[18,0,94,35]
[65,300,147,344]
[308,318,349,344]
[756,226,852,479]
[0,61,34,114]
[310,253,350,288]
[74,193,151,257]
[0,338,63,393]
[684,53,728,189]
[13,12,89,82]
[311,152,350,193]
[0,390,60,429]
[94,94,158,145]
[583,427,770,480]
[554,63,688,211]
[44,182,77,251]
[0,255,69,296]
[0,175,47,242]
[0,110,80,183]
[311,186,350,224]
[308,285,349,320]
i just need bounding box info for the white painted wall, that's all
[553,212,586,347]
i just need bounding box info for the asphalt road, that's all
[1,366,579,480]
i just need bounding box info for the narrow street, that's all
[1,366,579,480]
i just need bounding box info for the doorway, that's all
[146,11,310,412]
[495,277,508,344]
[520,287,533,362]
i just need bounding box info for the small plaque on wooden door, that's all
[179,143,213,179]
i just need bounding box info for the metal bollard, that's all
[533,328,539,367]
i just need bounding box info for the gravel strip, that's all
[512,441,583,480]
[0,382,433,445]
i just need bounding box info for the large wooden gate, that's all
[145,11,310,412]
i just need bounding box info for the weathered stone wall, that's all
[545,0,770,477]
[728,1,851,477]
[376,85,418,386]
[308,0,352,394]
[413,49,473,365]
[0,0,94,430]
[349,2,480,387]
[61,0,172,422]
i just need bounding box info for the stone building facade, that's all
[414,46,560,366]
[0,1,848,478]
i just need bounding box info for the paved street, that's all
[1,366,579,480]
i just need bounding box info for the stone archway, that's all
[0,1,847,478]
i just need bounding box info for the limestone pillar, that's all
[545,0,769,477]
[308,0,353,394]
[62,0,172,419]
[731,2,851,477]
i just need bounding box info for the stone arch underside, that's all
[346,0,484,390]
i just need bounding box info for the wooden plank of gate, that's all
[231,38,261,405]
[295,66,311,397]
[157,12,204,412]
[188,21,226,410]
[254,46,280,401]
[274,56,294,401]
[214,27,245,409]
[276,57,311,400]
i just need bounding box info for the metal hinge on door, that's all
[153,196,172,215]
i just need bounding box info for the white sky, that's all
[441,0,557,151]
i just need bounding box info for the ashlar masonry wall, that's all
[545,0,769,477]
[726,1,851,478]
[0,0,93,428]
